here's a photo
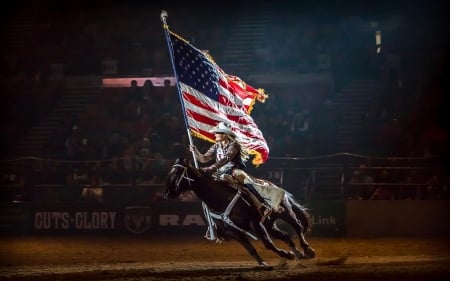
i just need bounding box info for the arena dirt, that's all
[0,235,449,280]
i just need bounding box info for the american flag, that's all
[168,30,269,165]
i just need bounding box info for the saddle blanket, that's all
[232,169,285,211]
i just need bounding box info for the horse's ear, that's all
[176,157,189,165]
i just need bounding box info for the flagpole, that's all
[160,10,199,168]
[160,10,216,240]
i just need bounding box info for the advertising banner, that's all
[123,201,345,237]
[31,203,123,234]
[304,200,345,237]
[29,202,207,235]
[272,200,345,237]
[28,201,344,237]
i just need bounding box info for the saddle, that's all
[217,174,276,219]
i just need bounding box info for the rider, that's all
[189,122,272,239]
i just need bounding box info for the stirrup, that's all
[204,235,216,241]
[204,230,216,241]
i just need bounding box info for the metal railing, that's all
[1,154,448,202]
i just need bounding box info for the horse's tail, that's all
[286,192,311,233]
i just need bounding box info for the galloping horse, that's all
[165,158,315,266]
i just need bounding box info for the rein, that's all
[172,163,195,191]
[209,189,258,240]
[171,162,257,240]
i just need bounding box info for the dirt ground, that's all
[0,235,449,281]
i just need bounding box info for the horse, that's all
[165,158,316,267]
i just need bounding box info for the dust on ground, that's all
[0,235,449,281]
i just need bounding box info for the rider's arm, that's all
[193,144,215,163]
[208,142,239,172]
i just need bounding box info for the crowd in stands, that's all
[347,163,448,200]
[2,72,446,202]
[359,48,448,158]
[1,1,448,202]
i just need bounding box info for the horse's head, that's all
[165,158,195,199]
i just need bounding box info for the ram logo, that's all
[124,206,152,234]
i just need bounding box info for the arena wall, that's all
[345,200,450,237]
[0,201,448,237]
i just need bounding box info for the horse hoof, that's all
[284,250,295,260]
[305,246,316,259]
[294,250,307,259]
[256,262,273,270]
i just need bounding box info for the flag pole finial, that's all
[160,10,168,25]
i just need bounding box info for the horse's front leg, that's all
[221,225,268,267]
[252,221,295,260]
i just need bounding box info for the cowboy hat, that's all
[210,122,235,137]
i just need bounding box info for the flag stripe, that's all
[181,84,263,137]
[182,89,255,126]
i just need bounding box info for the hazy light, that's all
[375,30,382,54]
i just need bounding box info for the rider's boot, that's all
[244,184,272,222]
[233,170,273,222]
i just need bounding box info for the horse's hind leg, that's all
[266,220,306,259]
[295,225,315,258]
[282,214,315,259]
[283,197,316,259]
[252,221,295,261]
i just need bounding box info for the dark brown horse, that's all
[165,158,315,267]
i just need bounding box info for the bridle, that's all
[172,163,195,192]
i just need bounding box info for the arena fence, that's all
[0,154,448,237]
